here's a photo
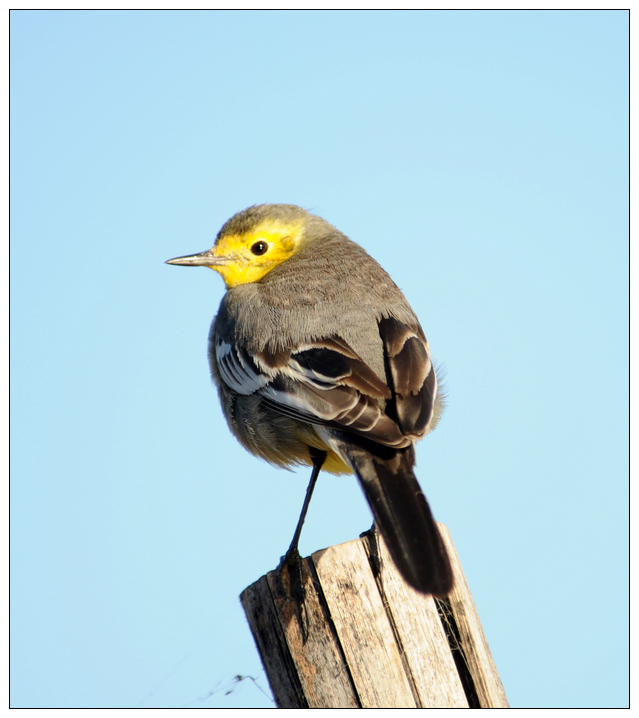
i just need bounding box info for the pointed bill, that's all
[165,249,228,267]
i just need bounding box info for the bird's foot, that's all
[276,545,307,605]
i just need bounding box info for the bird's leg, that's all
[277,448,326,604]
[284,449,326,560]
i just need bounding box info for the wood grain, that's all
[362,530,469,707]
[265,558,359,708]
[241,524,508,709]
[240,575,306,708]
[311,539,417,708]
[439,524,509,708]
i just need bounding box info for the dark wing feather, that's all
[216,317,437,448]
[260,374,411,448]
[378,317,437,436]
[260,338,391,399]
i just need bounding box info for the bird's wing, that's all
[214,317,437,448]
[377,316,438,437]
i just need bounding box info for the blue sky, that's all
[10,9,628,709]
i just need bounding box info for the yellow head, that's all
[166,204,323,288]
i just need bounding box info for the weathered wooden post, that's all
[241,524,508,708]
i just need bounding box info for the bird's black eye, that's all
[250,241,268,256]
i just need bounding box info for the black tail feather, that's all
[332,436,453,596]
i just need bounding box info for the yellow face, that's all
[208,219,305,288]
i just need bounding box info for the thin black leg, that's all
[276,449,327,607]
[284,449,326,561]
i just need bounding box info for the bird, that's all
[166,204,453,596]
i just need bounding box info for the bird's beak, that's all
[165,248,228,267]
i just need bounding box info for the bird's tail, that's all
[328,433,453,596]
